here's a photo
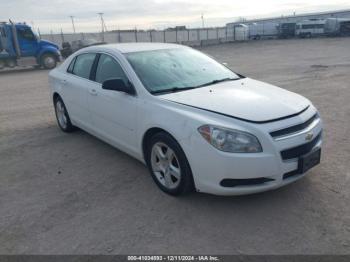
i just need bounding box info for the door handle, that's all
[89,89,98,96]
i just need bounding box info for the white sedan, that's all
[48,43,323,196]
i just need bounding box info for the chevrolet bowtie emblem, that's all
[305,132,314,141]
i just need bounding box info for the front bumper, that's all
[182,109,323,196]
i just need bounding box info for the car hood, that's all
[160,78,310,123]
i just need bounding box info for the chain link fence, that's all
[40,26,250,48]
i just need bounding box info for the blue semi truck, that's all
[0,21,61,70]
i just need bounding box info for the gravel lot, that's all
[0,37,349,255]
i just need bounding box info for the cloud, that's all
[3,0,350,33]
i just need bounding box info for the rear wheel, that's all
[54,96,75,132]
[6,59,16,68]
[145,132,194,196]
[41,54,57,69]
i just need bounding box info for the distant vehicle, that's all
[60,42,72,58]
[229,24,249,41]
[0,20,61,70]
[166,26,187,31]
[61,39,106,58]
[296,20,326,38]
[278,22,296,38]
[71,39,106,53]
[324,18,350,36]
[49,43,323,196]
[248,22,278,40]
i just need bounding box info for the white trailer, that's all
[248,22,279,40]
[226,23,249,41]
[295,20,326,38]
[324,18,350,36]
[233,24,249,41]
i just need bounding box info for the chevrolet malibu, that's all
[48,43,323,196]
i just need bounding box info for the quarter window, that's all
[95,54,128,84]
[71,53,96,79]
[67,57,76,73]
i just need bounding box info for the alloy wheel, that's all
[55,100,68,129]
[150,142,181,189]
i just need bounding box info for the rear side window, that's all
[71,53,96,79]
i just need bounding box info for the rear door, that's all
[62,53,96,129]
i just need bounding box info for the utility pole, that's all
[201,13,204,28]
[60,28,65,43]
[69,16,76,33]
[98,13,107,42]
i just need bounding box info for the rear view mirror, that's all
[102,78,135,95]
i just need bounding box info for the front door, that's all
[87,53,138,152]
[16,27,38,57]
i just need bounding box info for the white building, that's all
[227,9,350,38]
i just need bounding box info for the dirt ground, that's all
[0,37,349,254]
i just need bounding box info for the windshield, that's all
[125,48,239,94]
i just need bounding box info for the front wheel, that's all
[145,132,194,196]
[41,54,57,69]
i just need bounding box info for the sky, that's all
[1,0,350,33]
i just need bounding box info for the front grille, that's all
[270,113,319,138]
[220,177,275,187]
[280,132,322,160]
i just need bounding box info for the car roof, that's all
[83,42,187,54]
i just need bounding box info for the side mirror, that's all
[102,78,135,95]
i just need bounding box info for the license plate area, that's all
[298,148,321,174]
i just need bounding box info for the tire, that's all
[0,60,5,70]
[54,96,75,132]
[145,132,194,196]
[41,54,57,69]
[6,59,16,68]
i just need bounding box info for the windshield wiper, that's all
[151,86,198,95]
[197,77,240,88]
[151,77,240,95]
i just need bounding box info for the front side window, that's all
[72,53,96,79]
[17,28,36,41]
[126,48,239,94]
[95,54,129,84]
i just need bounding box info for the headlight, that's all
[198,125,262,153]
